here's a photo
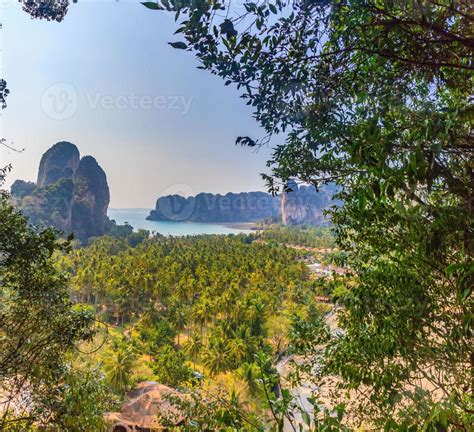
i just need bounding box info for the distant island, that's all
[147,181,337,225]
[10,141,112,243]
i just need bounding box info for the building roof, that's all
[105,381,184,431]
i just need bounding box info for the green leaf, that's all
[358,192,367,211]
[141,2,162,10]
[301,410,311,426]
[220,19,237,38]
[168,41,187,49]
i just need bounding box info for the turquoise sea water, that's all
[108,208,253,236]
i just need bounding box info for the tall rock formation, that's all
[11,142,110,243]
[72,156,110,241]
[37,141,80,187]
[281,181,337,225]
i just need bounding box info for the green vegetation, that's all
[0,167,107,431]
[151,345,191,387]
[103,340,137,394]
[59,234,316,333]
[141,0,472,428]
[54,233,336,425]
[35,365,115,432]
[1,0,472,430]
[11,178,75,232]
[257,225,335,249]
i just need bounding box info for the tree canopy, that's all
[0,171,96,429]
[141,0,473,427]
[1,0,472,429]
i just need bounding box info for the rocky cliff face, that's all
[281,181,337,226]
[147,191,280,222]
[37,141,80,187]
[11,142,110,243]
[147,184,337,225]
[72,156,110,241]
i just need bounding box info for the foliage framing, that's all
[0,179,95,428]
[142,0,474,427]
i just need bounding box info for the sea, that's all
[107,208,254,236]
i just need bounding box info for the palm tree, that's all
[191,301,209,339]
[236,362,260,396]
[228,337,248,365]
[202,338,231,377]
[103,346,136,394]
[248,299,267,337]
[183,332,202,369]
[170,306,187,346]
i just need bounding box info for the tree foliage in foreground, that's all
[142,0,473,428]
[27,364,114,432]
[0,168,97,430]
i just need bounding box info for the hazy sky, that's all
[0,0,274,208]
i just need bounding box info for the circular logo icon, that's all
[41,83,78,120]
[2,0,22,12]
[155,183,196,221]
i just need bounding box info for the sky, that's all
[0,0,275,208]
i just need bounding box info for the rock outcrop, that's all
[147,191,280,222]
[11,142,110,243]
[281,181,337,226]
[147,184,337,225]
[10,180,36,198]
[37,141,80,187]
[71,156,110,241]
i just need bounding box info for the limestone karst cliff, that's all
[147,191,280,222]
[281,180,337,226]
[37,141,80,187]
[71,156,111,241]
[147,183,337,225]
[11,142,110,243]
